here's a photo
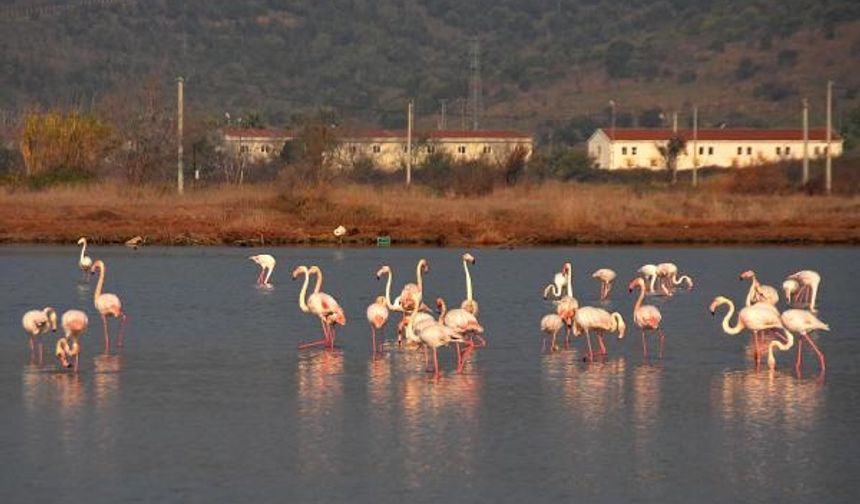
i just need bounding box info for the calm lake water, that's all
[1,246,858,503]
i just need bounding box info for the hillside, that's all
[0,0,858,134]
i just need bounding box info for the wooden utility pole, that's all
[438,99,447,130]
[177,76,184,195]
[406,99,413,185]
[802,98,809,186]
[692,105,699,187]
[672,111,678,133]
[826,80,833,195]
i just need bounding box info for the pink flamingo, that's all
[592,268,617,301]
[780,309,828,374]
[628,277,665,359]
[437,298,485,372]
[407,301,465,377]
[637,264,659,293]
[572,306,626,361]
[21,307,57,363]
[91,260,128,352]
[540,314,565,352]
[366,296,389,353]
[394,259,429,345]
[460,253,479,316]
[740,270,779,307]
[657,262,693,295]
[542,271,567,299]
[292,265,345,349]
[77,237,93,282]
[55,336,79,370]
[60,309,88,371]
[709,296,787,366]
[783,270,821,312]
[249,254,276,287]
[545,262,578,346]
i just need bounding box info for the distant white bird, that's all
[125,236,145,250]
[77,237,93,282]
[249,254,276,287]
[540,313,564,352]
[592,268,617,301]
[333,225,347,243]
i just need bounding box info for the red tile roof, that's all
[222,128,294,139]
[599,128,840,142]
[348,129,532,140]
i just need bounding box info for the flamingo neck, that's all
[717,299,744,335]
[611,312,624,332]
[565,267,573,297]
[297,270,310,313]
[633,284,645,312]
[416,261,424,292]
[438,299,447,321]
[93,262,105,302]
[675,275,692,287]
[79,240,87,263]
[464,259,473,302]
[744,276,759,306]
[543,283,561,298]
[383,270,395,309]
[312,268,323,294]
[767,329,795,367]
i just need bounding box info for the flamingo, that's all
[333,225,347,244]
[780,309,828,374]
[709,296,788,366]
[407,302,465,376]
[540,314,565,352]
[394,259,429,345]
[90,260,128,352]
[657,262,693,294]
[21,307,57,363]
[549,262,579,346]
[292,265,344,349]
[77,237,93,282]
[783,270,821,312]
[460,252,479,316]
[437,298,485,372]
[740,270,779,307]
[766,329,796,371]
[125,236,145,249]
[628,277,665,359]
[592,268,617,301]
[366,296,389,353]
[249,254,276,287]
[637,264,659,293]
[60,309,88,371]
[55,337,78,370]
[542,271,567,299]
[572,306,626,362]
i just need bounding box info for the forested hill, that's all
[0,0,858,129]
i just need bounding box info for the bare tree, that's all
[657,136,687,184]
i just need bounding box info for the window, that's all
[785,146,791,155]
[457,145,466,154]
[815,146,820,155]
[631,146,637,155]
[427,145,435,154]
[747,147,752,155]
[737,146,742,155]
[482,146,491,154]
[261,145,270,153]
[622,146,628,155]
[403,145,408,153]
[698,146,704,155]
[240,145,249,153]
[372,145,381,153]
[708,147,714,155]
[776,147,782,155]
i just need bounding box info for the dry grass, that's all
[1,180,858,245]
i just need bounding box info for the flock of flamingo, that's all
[20,238,830,378]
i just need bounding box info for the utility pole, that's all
[692,105,699,187]
[469,37,482,130]
[460,98,466,130]
[826,80,833,195]
[439,99,447,130]
[177,76,184,195]
[609,100,617,138]
[672,111,678,133]
[406,99,413,186]
[802,98,809,186]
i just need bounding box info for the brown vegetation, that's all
[1,179,858,246]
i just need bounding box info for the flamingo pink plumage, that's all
[740,270,779,307]
[249,254,276,287]
[366,296,389,353]
[591,268,617,301]
[780,308,828,375]
[572,306,625,361]
[460,253,479,316]
[91,260,127,352]
[783,270,821,312]
[629,277,664,359]
[60,309,88,371]
[540,313,564,352]
[21,307,57,363]
[437,298,485,372]
[710,295,787,367]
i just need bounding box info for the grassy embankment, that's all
[1,178,858,246]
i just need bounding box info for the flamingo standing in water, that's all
[780,309,828,374]
[637,264,659,293]
[395,259,429,345]
[60,309,88,371]
[460,253,479,316]
[740,270,779,306]
[572,306,626,362]
[407,301,465,377]
[249,254,276,287]
[709,296,786,366]
[366,296,389,353]
[22,307,57,363]
[77,237,93,282]
[545,262,578,346]
[437,298,485,372]
[91,260,128,352]
[783,270,821,312]
[540,314,565,352]
[629,277,665,359]
[55,337,78,369]
[656,262,693,295]
[592,268,617,301]
[292,265,345,349]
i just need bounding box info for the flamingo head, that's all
[45,308,58,332]
[329,307,346,326]
[615,316,626,339]
[248,255,260,265]
[77,237,86,246]
[628,277,645,292]
[291,266,307,280]
[463,252,475,264]
[89,260,103,274]
[374,296,387,306]
[376,265,390,279]
[435,297,446,312]
[308,265,322,276]
[739,270,755,281]
[561,262,571,275]
[782,279,799,301]
[709,296,730,315]
[419,259,429,274]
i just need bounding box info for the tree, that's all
[19,109,112,178]
[657,136,687,184]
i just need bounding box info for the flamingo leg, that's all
[795,337,804,372]
[101,314,110,353]
[38,342,44,365]
[433,347,440,377]
[598,331,607,356]
[658,328,665,359]
[803,332,826,373]
[459,341,475,373]
[752,331,760,367]
[606,281,613,299]
[329,326,337,348]
[424,345,430,372]
[371,326,377,355]
[455,342,462,370]
[641,330,648,359]
[564,324,571,350]
[585,329,594,362]
[550,328,558,352]
[118,313,128,348]
[29,336,35,359]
